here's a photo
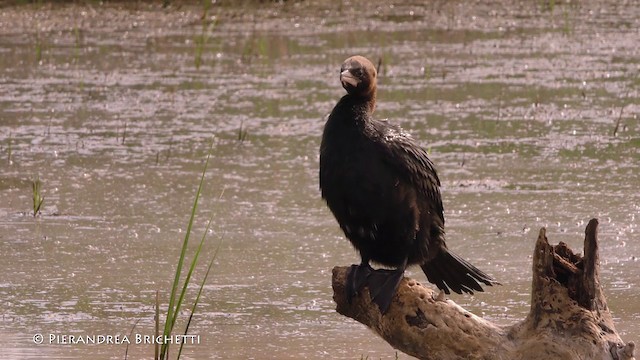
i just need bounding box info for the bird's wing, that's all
[367,119,445,224]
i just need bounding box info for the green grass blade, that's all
[32,175,44,217]
[124,316,143,360]
[177,222,223,358]
[160,147,212,359]
[170,214,209,351]
[155,290,160,360]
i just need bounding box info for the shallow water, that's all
[0,1,638,359]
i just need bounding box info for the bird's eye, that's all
[352,68,363,77]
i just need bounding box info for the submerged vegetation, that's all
[31,176,44,217]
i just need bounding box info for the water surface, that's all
[0,1,638,359]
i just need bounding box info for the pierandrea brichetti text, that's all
[33,333,201,345]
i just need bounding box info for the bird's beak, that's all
[340,70,360,87]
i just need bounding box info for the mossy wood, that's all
[332,219,636,360]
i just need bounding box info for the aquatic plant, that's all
[166,136,174,162]
[158,144,221,360]
[6,133,12,165]
[73,26,82,65]
[194,0,216,70]
[561,5,574,36]
[542,0,556,12]
[240,18,268,62]
[237,120,248,142]
[124,316,143,360]
[35,30,42,64]
[124,144,220,360]
[422,64,432,81]
[122,122,127,145]
[32,175,44,217]
[613,87,631,137]
[540,0,575,35]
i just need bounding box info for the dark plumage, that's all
[320,56,498,313]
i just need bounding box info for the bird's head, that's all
[340,56,377,99]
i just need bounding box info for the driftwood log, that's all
[332,218,636,360]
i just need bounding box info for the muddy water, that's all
[0,1,638,359]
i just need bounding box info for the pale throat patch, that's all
[340,70,360,87]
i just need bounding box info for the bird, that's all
[319,55,498,314]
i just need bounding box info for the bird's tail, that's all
[420,249,499,295]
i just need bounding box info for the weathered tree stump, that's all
[332,218,636,360]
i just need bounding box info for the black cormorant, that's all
[320,55,498,313]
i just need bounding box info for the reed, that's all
[123,143,220,360]
[7,133,12,165]
[237,120,248,142]
[157,143,221,360]
[32,175,44,217]
[194,0,215,70]
[35,30,42,64]
[613,87,631,137]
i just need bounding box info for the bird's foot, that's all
[368,268,404,314]
[346,263,373,304]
